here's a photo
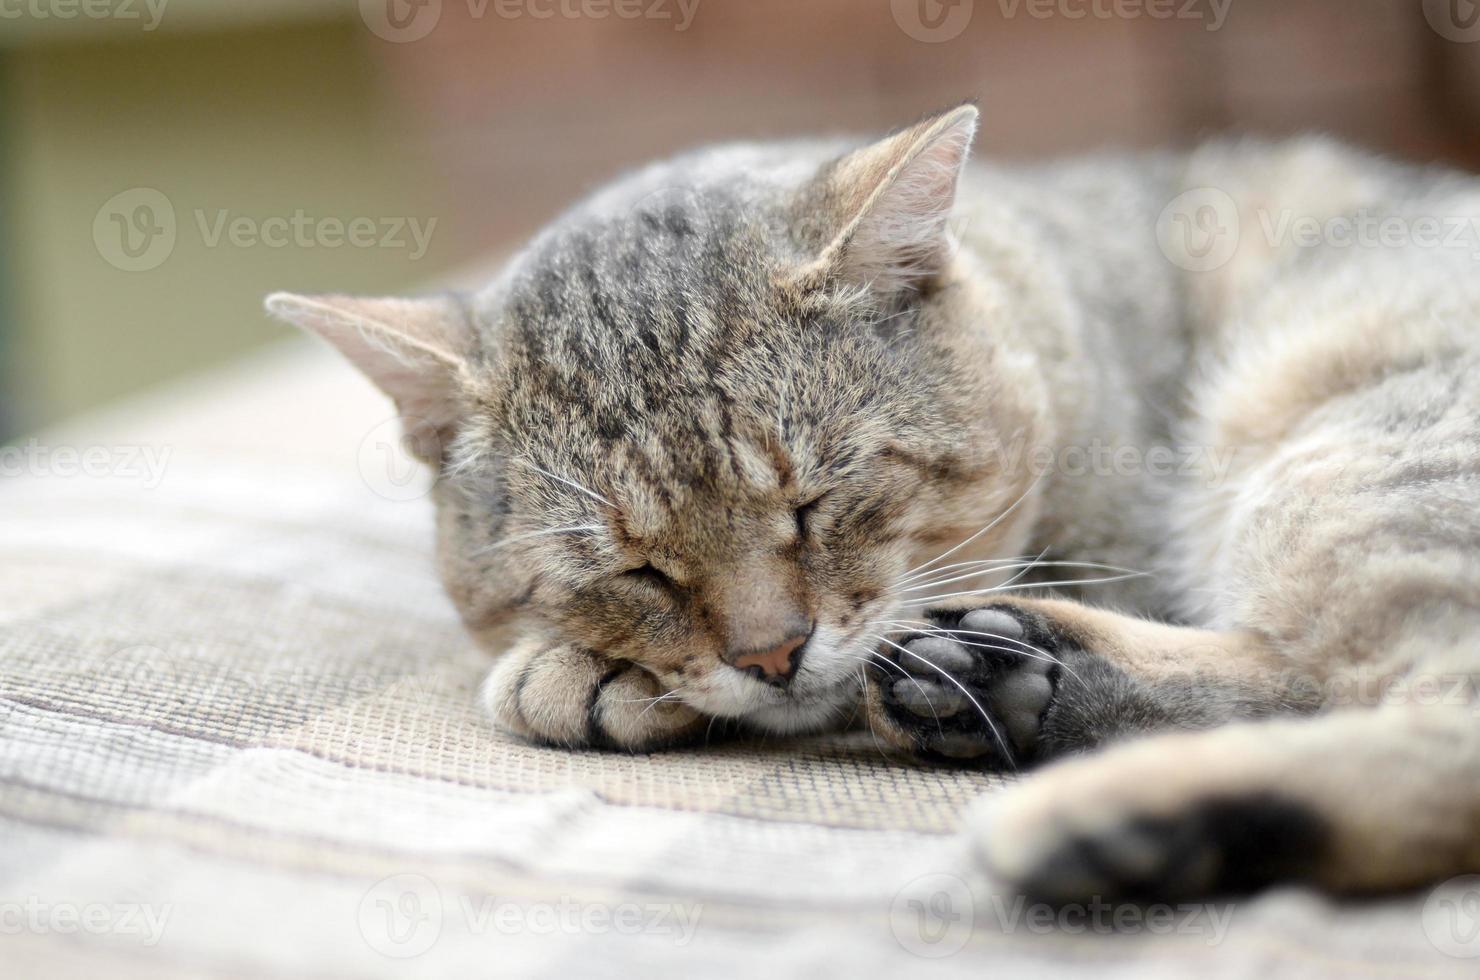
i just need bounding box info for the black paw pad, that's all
[876,606,1061,768]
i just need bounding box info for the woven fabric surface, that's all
[0,341,1470,978]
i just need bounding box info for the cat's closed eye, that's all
[623,563,680,593]
[794,494,828,540]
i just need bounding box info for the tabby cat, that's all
[269,105,1480,902]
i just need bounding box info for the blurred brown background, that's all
[2,0,1478,437]
[377,0,1480,245]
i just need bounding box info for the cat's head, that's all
[269,105,1048,734]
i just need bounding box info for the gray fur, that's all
[270,107,1480,900]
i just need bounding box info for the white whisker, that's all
[871,619,1048,658]
[899,470,1046,581]
[636,690,684,720]
[843,651,941,732]
[870,620,1081,683]
[893,558,1143,595]
[868,633,1015,769]
[899,571,1150,607]
[987,546,1053,593]
[895,555,1036,587]
[511,457,615,508]
[893,560,1040,594]
[852,664,891,760]
[473,524,604,556]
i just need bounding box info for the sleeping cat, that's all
[269,105,1480,902]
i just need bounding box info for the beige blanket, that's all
[0,341,1468,978]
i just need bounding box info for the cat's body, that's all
[271,107,1480,902]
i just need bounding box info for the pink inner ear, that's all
[826,107,978,295]
[265,291,472,431]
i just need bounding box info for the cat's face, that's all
[270,105,1047,734]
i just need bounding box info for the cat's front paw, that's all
[482,639,706,752]
[873,606,1059,768]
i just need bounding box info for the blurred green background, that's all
[0,4,459,438]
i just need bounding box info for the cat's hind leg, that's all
[972,700,1480,901]
[967,244,1480,900]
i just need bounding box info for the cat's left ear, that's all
[800,104,978,297]
[265,291,473,459]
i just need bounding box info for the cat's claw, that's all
[877,606,1058,767]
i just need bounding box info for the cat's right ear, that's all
[265,291,474,458]
[793,104,979,299]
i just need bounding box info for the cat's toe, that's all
[959,607,1029,642]
[987,666,1053,752]
[888,676,969,718]
[896,636,976,677]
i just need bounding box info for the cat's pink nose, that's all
[729,626,812,685]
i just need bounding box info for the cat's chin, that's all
[742,692,857,736]
[733,672,862,735]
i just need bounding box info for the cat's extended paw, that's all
[873,606,1060,768]
[969,741,1330,902]
[482,639,706,752]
